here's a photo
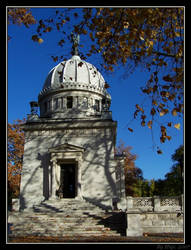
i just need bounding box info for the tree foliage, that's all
[8,7,184,153]
[115,140,143,196]
[7,8,36,40]
[32,7,184,153]
[116,142,184,197]
[8,119,25,198]
[153,145,184,196]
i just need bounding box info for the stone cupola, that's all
[36,56,111,120]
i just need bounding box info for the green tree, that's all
[153,178,165,196]
[171,145,184,194]
[153,145,184,196]
[149,179,155,196]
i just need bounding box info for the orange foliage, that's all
[116,140,143,196]
[8,119,25,197]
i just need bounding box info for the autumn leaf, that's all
[78,62,83,67]
[136,104,144,113]
[8,119,25,197]
[32,35,39,41]
[51,56,58,62]
[160,109,169,116]
[152,100,158,106]
[104,82,110,89]
[123,21,129,29]
[134,110,139,119]
[174,123,181,130]
[82,29,87,35]
[163,75,173,82]
[166,135,171,141]
[172,108,178,116]
[38,38,43,44]
[128,127,133,132]
[150,108,156,116]
[141,120,146,127]
[147,120,152,129]
[157,149,163,154]
[10,7,183,147]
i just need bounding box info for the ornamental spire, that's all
[71,32,80,56]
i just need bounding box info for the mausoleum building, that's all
[19,41,126,212]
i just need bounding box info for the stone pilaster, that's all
[49,159,57,200]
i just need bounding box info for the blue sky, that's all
[7,7,184,181]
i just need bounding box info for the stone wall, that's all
[126,195,184,236]
[19,120,125,211]
[126,195,183,212]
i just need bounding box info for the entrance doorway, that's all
[59,163,76,198]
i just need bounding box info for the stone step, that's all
[9,226,120,234]
[9,214,109,223]
[33,208,104,214]
[39,200,105,210]
[10,231,121,237]
[34,205,104,212]
[12,226,111,232]
[8,199,126,238]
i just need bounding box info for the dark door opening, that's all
[59,164,76,198]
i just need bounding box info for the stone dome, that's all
[42,55,106,92]
[36,54,112,120]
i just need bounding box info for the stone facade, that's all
[19,54,126,211]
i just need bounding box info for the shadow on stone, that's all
[83,211,127,236]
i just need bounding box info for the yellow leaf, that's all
[136,104,144,113]
[174,123,180,130]
[175,32,180,37]
[149,40,153,47]
[123,21,129,29]
[38,38,43,44]
[141,121,146,127]
[169,41,173,47]
[172,109,177,116]
[147,120,152,129]
[160,111,165,116]
[160,109,169,116]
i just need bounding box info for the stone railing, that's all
[126,195,183,212]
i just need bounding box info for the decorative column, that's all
[76,154,83,200]
[73,96,78,108]
[49,159,57,200]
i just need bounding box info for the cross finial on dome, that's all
[71,32,80,56]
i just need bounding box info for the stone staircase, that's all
[8,199,126,238]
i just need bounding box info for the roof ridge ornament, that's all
[71,32,80,56]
